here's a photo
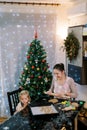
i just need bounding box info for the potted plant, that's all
[62,31,80,61]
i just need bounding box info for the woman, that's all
[45,63,78,99]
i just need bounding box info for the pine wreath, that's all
[63,31,80,61]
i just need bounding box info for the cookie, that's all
[48,98,58,104]
[71,102,79,108]
[83,102,87,109]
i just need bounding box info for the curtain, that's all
[0,7,56,116]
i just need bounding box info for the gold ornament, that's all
[25,67,28,70]
[37,68,39,70]
[45,78,48,82]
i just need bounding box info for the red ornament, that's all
[32,66,35,69]
[42,60,46,62]
[36,86,38,89]
[27,55,30,59]
[38,76,42,79]
[31,75,34,78]
[22,71,24,74]
[44,67,46,70]
[48,65,50,68]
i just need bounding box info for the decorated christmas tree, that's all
[19,32,52,101]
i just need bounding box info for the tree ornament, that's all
[38,76,42,79]
[32,66,35,69]
[24,65,27,68]
[21,71,24,74]
[25,67,28,70]
[48,65,50,68]
[27,55,30,59]
[27,78,30,81]
[42,59,46,62]
[33,81,36,84]
[30,43,32,46]
[30,52,32,54]
[35,59,38,64]
[24,83,26,85]
[23,77,25,81]
[45,77,48,82]
[37,68,40,70]
[44,67,46,70]
[31,75,34,78]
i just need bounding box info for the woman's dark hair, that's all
[53,63,65,71]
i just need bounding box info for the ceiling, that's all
[0,0,86,5]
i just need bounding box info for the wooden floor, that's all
[0,117,8,124]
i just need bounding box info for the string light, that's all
[0,1,60,6]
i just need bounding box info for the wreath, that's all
[63,31,80,61]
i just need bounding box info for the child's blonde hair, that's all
[19,90,31,102]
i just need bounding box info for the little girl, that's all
[14,90,31,114]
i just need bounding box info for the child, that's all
[14,90,31,114]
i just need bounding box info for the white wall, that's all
[68,15,87,26]
[68,2,87,26]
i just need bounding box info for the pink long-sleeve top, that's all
[50,76,78,98]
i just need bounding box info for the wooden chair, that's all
[7,88,22,115]
[0,117,8,124]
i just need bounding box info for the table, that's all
[0,96,84,130]
[0,106,31,130]
[29,97,84,130]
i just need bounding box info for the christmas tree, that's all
[19,32,52,101]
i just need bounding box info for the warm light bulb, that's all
[56,26,68,40]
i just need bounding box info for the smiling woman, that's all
[45,63,78,99]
